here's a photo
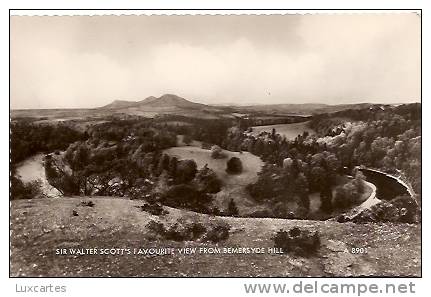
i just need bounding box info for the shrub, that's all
[351,208,377,223]
[352,201,399,223]
[209,206,221,216]
[391,195,420,223]
[374,201,403,222]
[164,222,206,241]
[201,142,212,150]
[352,196,419,224]
[146,220,166,235]
[295,206,310,219]
[272,202,290,219]
[210,145,226,159]
[146,218,207,242]
[204,222,231,243]
[248,209,274,218]
[162,184,213,213]
[176,159,197,183]
[194,165,222,193]
[333,180,361,210]
[10,176,42,200]
[226,157,243,174]
[246,165,281,201]
[336,214,350,223]
[137,203,168,216]
[226,198,239,217]
[286,211,296,219]
[44,159,80,195]
[319,186,333,213]
[187,222,207,239]
[272,227,320,256]
[127,182,155,200]
[80,200,95,207]
[183,134,193,145]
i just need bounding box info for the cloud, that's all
[10,14,420,109]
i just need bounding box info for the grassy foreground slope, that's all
[10,197,420,277]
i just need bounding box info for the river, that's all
[341,168,414,220]
[358,168,412,200]
[15,153,62,198]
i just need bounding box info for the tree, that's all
[271,128,277,139]
[226,198,239,216]
[176,159,198,183]
[296,173,310,211]
[391,195,420,223]
[183,134,192,145]
[156,154,170,176]
[10,122,86,165]
[74,145,90,171]
[352,171,365,194]
[194,164,222,193]
[319,176,333,213]
[333,179,361,209]
[210,145,225,159]
[10,175,42,200]
[162,184,212,213]
[246,165,281,201]
[309,166,326,192]
[168,156,178,178]
[226,157,243,174]
[333,186,348,209]
[44,157,80,195]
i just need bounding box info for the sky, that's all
[10,13,421,109]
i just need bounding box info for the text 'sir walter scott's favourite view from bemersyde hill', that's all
[10,13,421,277]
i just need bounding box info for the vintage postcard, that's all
[10,11,421,279]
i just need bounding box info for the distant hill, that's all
[233,103,374,116]
[100,100,138,110]
[101,94,208,110]
[97,94,224,118]
[98,95,377,117]
[12,93,401,120]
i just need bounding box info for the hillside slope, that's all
[10,197,420,277]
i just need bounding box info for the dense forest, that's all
[308,104,421,193]
[10,121,88,165]
[218,103,421,215]
[31,120,224,214]
[10,103,421,220]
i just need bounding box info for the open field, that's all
[163,146,264,214]
[250,121,315,140]
[163,146,262,187]
[10,197,421,277]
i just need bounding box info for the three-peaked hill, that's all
[11,93,395,121]
[99,94,224,119]
[101,94,206,110]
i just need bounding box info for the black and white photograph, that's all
[9,11,421,280]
